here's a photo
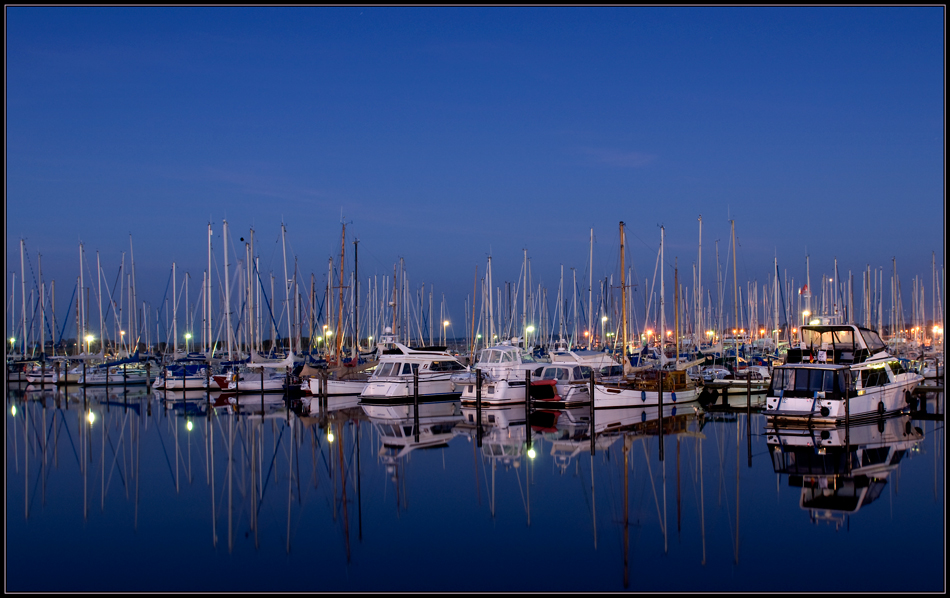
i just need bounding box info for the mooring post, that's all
[525,369,532,453]
[658,369,664,462]
[747,374,752,468]
[845,377,851,474]
[413,368,420,443]
[589,369,596,455]
[476,368,483,448]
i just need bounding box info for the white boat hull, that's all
[594,383,700,408]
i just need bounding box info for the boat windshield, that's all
[374,362,400,378]
[478,349,516,364]
[772,367,849,395]
[801,327,855,349]
[541,367,571,381]
[860,329,886,353]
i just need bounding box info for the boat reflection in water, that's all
[766,414,924,526]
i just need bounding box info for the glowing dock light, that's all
[526,325,535,333]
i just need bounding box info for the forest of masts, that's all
[8,219,945,362]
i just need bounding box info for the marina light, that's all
[583,331,589,337]
[443,320,450,327]
[85,334,95,343]
[367,336,373,341]
[526,325,535,333]
[646,329,653,337]
[527,447,536,459]
[476,334,482,339]
[87,410,96,425]
[184,333,192,340]
[601,316,608,322]
[186,420,193,432]
[327,430,335,443]
[120,330,126,336]
[326,330,333,337]
[11,405,16,416]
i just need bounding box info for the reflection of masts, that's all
[699,432,706,565]
[735,411,740,565]
[228,411,234,553]
[339,423,351,562]
[210,408,216,547]
[623,434,630,589]
[591,451,597,549]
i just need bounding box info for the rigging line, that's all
[104,415,130,495]
[56,282,78,345]
[153,418,180,486]
[56,408,83,469]
[257,423,287,515]
[255,264,283,344]
[641,440,665,536]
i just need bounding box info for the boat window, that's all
[542,367,568,381]
[375,363,398,378]
[521,353,536,363]
[401,363,419,375]
[487,350,502,364]
[478,349,490,364]
[859,367,888,387]
[578,366,592,379]
[502,351,516,363]
[887,360,907,376]
[430,360,465,372]
[861,447,890,467]
[860,329,886,354]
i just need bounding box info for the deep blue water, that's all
[6,383,945,592]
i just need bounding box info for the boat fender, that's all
[641,411,646,422]
[877,401,885,416]
[641,390,646,403]
[820,406,830,417]
[671,392,676,403]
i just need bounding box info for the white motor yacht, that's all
[359,342,466,404]
[763,321,922,423]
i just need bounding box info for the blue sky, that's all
[6,7,945,339]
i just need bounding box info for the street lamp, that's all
[184,332,192,353]
[85,334,95,354]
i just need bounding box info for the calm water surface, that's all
[6,382,945,592]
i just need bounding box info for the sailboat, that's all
[594,224,700,407]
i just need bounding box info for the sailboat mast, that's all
[674,258,679,367]
[281,223,291,353]
[223,220,233,361]
[588,228,593,350]
[337,224,345,358]
[660,226,665,364]
[620,222,627,365]
[731,221,738,371]
[354,239,359,356]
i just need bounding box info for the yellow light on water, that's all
[327,431,335,443]
[527,447,536,459]
[11,405,16,416]
[87,411,96,425]
[186,420,193,431]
